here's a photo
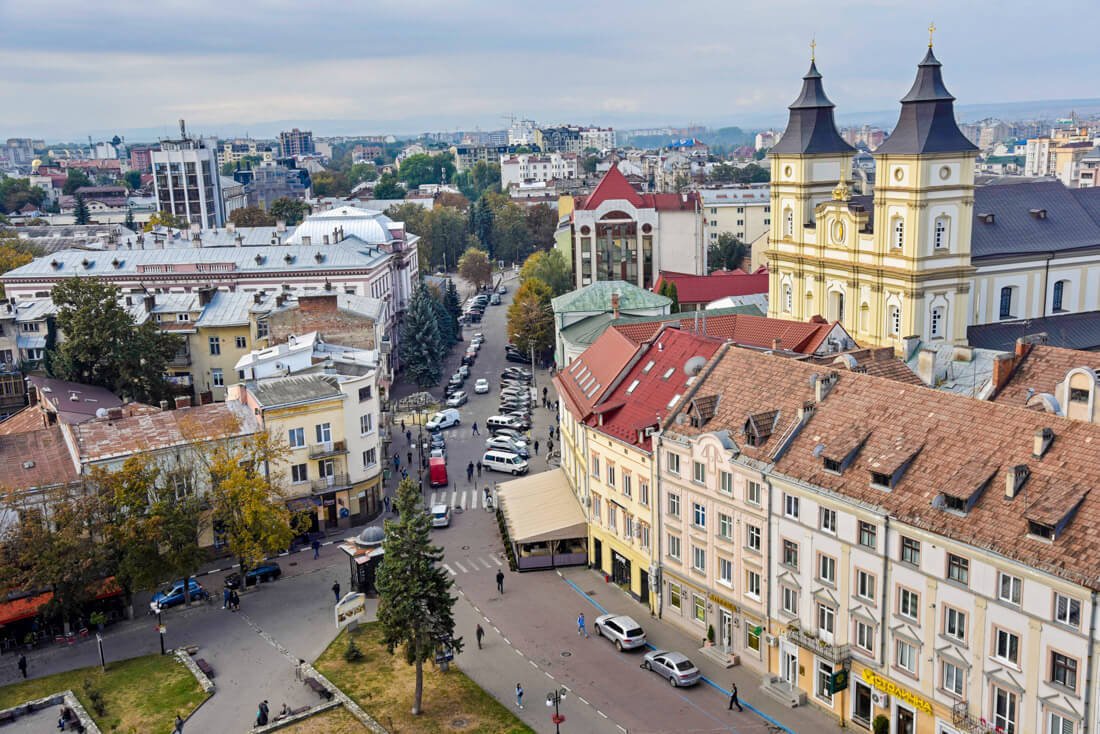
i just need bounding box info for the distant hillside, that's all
[623,126,750,150]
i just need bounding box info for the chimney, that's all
[235,234,243,247]
[143,293,155,313]
[1033,427,1054,458]
[611,292,620,320]
[991,352,1016,391]
[27,385,38,406]
[772,338,782,351]
[1005,464,1030,499]
[198,286,216,307]
[302,235,311,246]
[798,400,816,423]
[1015,337,1033,359]
[174,395,192,409]
[159,399,169,411]
[253,292,262,304]
[226,222,236,233]
[952,345,974,363]
[323,234,330,245]
[191,234,201,248]
[106,406,123,421]
[901,335,921,361]
[276,220,287,233]
[814,371,839,403]
[916,348,937,386]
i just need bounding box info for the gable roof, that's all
[971,182,1100,259]
[551,280,670,314]
[246,373,343,408]
[968,311,1100,353]
[27,376,124,425]
[653,268,769,305]
[578,164,701,212]
[553,328,640,420]
[0,426,79,491]
[612,312,847,355]
[990,344,1100,407]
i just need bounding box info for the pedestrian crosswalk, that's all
[427,488,499,511]
[442,552,503,576]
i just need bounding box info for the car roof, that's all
[598,614,639,626]
[663,651,692,664]
[431,504,448,513]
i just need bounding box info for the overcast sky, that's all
[1,0,1095,141]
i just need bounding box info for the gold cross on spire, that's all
[928,22,936,47]
[810,36,816,61]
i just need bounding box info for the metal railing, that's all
[308,440,347,460]
[784,626,850,664]
[311,473,351,493]
[951,701,990,734]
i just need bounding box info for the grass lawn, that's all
[281,706,366,733]
[0,653,207,733]
[315,624,533,734]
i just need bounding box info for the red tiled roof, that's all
[0,426,79,490]
[613,313,846,355]
[990,344,1100,407]
[578,164,700,212]
[553,327,640,420]
[653,268,769,304]
[590,327,724,451]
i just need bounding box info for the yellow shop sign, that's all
[708,593,737,612]
[861,669,933,715]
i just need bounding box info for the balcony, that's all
[951,701,989,734]
[784,626,850,665]
[168,349,191,367]
[309,440,348,460]
[311,473,352,493]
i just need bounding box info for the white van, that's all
[486,415,523,432]
[426,408,461,431]
[482,450,529,476]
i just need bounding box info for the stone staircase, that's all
[697,644,739,669]
[760,675,807,708]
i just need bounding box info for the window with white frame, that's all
[819,507,836,534]
[668,492,680,517]
[622,473,631,498]
[718,513,732,540]
[859,521,877,549]
[718,557,732,586]
[947,553,969,586]
[719,470,733,495]
[993,687,1017,734]
[785,208,793,237]
[893,217,904,248]
[211,368,224,387]
[994,628,1019,665]
[998,572,1021,606]
[942,660,964,696]
[693,595,706,622]
[288,427,305,448]
[667,451,680,475]
[692,503,706,529]
[1055,593,1082,628]
[1048,711,1075,734]
[934,217,948,249]
[856,569,875,601]
[782,586,798,616]
[746,570,761,599]
[315,423,332,443]
[889,305,901,337]
[291,464,308,483]
[895,639,917,674]
[592,493,601,522]
[363,448,376,467]
[854,619,875,654]
[235,335,247,349]
[607,464,615,487]
[591,453,600,478]
[360,414,373,434]
[900,535,920,566]
[746,480,761,505]
[668,581,682,611]
[667,534,681,561]
[818,554,836,585]
[944,607,966,642]
[607,504,617,531]
[898,587,919,620]
[784,494,799,520]
[817,603,835,635]
[692,460,705,483]
[692,546,706,573]
[640,522,650,549]
[747,524,761,552]
[639,481,649,506]
[816,660,834,704]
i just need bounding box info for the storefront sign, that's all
[708,593,738,613]
[860,669,932,715]
[334,592,367,628]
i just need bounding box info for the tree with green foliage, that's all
[72,192,90,224]
[524,203,557,251]
[506,278,554,357]
[268,197,311,226]
[348,162,379,186]
[311,170,351,197]
[519,249,572,297]
[0,178,46,214]
[491,202,529,264]
[397,153,455,189]
[458,247,492,291]
[399,283,443,387]
[0,237,43,297]
[708,232,748,273]
[579,155,598,175]
[443,279,462,339]
[122,170,142,190]
[469,197,494,250]
[48,277,180,404]
[124,205,135,231]
[658,280,680,313]
[430,294,456,349]
[375,477,462,716]
[372,173,405,200]
[143,210,186,231]
[454,161,500,200]
[229,205,276,227]
[62,168,93,195]
[754,148,768,161]
[423,206,468,271]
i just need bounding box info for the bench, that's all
[194,658,215,678]
[274,705,310,721]
[304,677,332,700]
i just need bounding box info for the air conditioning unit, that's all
[764,634,778,647]
[871,691,889,708]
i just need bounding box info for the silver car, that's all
[446,390,468,407]
[594,614,647,651]
[642,650,701,687]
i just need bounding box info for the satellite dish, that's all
[683,356,707,377]
[95,408,109,418]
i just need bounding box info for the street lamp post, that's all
[546,687,567,733]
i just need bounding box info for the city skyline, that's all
[2,0,1096,140]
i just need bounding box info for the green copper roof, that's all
[551,280,671,313]
[560,304,764,350]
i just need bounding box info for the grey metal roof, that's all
[248,373,344,407]
[971,183,1100,259]
[875,48,978,156]
[968,311,1100,352]
[770,61,854,156]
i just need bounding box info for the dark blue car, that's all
[224,562,282,589]
[151,579,205,609]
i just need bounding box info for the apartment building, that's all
[278,129,314,158]
[152,131,225,228]
[500,153,578,188]
[653,342,1100,734]
[216,140,276,169]
[699,185,771,246]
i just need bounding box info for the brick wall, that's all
[268,299,377,350]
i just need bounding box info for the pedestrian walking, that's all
[222,586,231,609]
[476,460,483,477]
[393,453,400,470]
[534,440,539,455]
[496,569,504,594]
[577,612,588,638]
[515,683,524,709]
[260,700,269,720]
[548,439,554,453]
[17,652,26,678]
[230,590,240,612]
[173,712,184,733]
[312,538,321,559]
[476,624,484,649]
[472,422,480,436]
[332,581,341,602]
[728,682,743,712]
[467,462,474,483]
[384,495,390,512]
[542,386,548,401]
[401,469,407,480]
[401,419,406,433]
[549,426,554,439]
[406,430,412,444]
[407,450,413,466]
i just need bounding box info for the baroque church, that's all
[766,41,1100,352]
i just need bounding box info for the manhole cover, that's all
[288,562,297,567]
[561,651,572,657]
[462,545,470,550]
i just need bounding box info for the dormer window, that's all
[1069,388,1089,403]
[1028,520,1054,541]
[642,360,655,373]
[823,457,842,473]
[870,471,892,488]
[943,495,967,513]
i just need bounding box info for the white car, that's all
[425,408,461,431]
[458,364,470,378]
[485,435,529,455]
[474,379,490,394]
[446,391,468,407]
[431,504,451,528]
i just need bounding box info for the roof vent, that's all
[284,253,294,264]
[314,252,324,263]
[1005,464,1030,499]
[22,460,34,469]
[50,259,61,269]
[255,254,264,265]
[1029,208,1047,220]
[1033,427,1054,458]
[978,213,995,225]
[111,257,122,269]
[81,258,92,269]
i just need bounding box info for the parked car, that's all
[430,433,446,448]
[429,457,448,487]
[467,312,483,323]
[474,379,490,394]
[482,450,529,475]
[641,650,701,687]
[490,427,527,441]
[224,562,282,590]
[431,504,451,528]
[504,414,531,429]
[490,294,501,305]
[446,391,468,407]
[461,354,476,367]
[486,415,524,431]
[151,579,205,609]
[448,373,464,388]
[445,383,462,398]
[485,435,529,456]
[471,335,485,347]
[501,368,531,381]
[458,365,470,378]
[498,285,508,294]
[426,408,461,431]
[429,447,447,460]
[594,614,647,651]
[506,351,532,364]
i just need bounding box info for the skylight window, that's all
[662,367,675,380]
[570,360,583,374]
[642,361,655,373]
[586,382,601,398]
[626,379,640,394]
[667,393,681,409]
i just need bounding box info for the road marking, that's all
[577,696,589,705]
[514,649,523,657]
[503,637,510,645]
[597,710,608,719]
[443,565,455,575]
[492,626,501,634]
[478,558,491,569]
[454,561,468,573]
[529,660,538,668]
[561,685,570,692]
[492,555,503,566]
[616,726,627,733]
[449,491,457,507]
[545,672,555,680]
[469,492,479,509]
[429,492,439,505]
